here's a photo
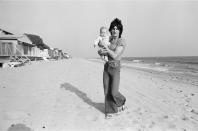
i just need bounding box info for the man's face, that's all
[111,26,120,38]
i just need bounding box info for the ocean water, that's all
[122,56,198,76]
[121,56,198,86]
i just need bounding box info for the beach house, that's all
[0,28,51,67]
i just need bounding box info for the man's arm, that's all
[106,46,124,60]
[102,38,125,60]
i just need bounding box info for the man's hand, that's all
[98,49,108,56]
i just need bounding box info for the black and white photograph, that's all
[0,0,198,130]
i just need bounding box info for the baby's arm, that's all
[98,39,108,49]
[94,36,101,48]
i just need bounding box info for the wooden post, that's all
[0,41,2,55]
[12,41,17,55]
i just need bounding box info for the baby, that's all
[94,26,110,62]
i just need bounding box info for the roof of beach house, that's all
[0,28,50,48]
[0,28,34,45]
[0,34,20,40]
[18,35,33,45]
[0,28,14,35]
[0,34,34,46]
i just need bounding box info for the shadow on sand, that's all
[60,83,105,114]
[7,123,33,131]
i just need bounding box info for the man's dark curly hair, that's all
[109,18,123,38]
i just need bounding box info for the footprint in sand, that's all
[176,90,183,93]
[163,115,169,119]
[191,93,195,96]
[191,109,198,115]
[181,115,189,121]
[148,121,156,128]
[0,86,6,89]
[185,97,191,103]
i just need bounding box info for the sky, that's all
[0,0,198,58]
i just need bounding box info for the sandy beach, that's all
[0,58,198,131]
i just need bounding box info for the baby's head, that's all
[100,26,109,37]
